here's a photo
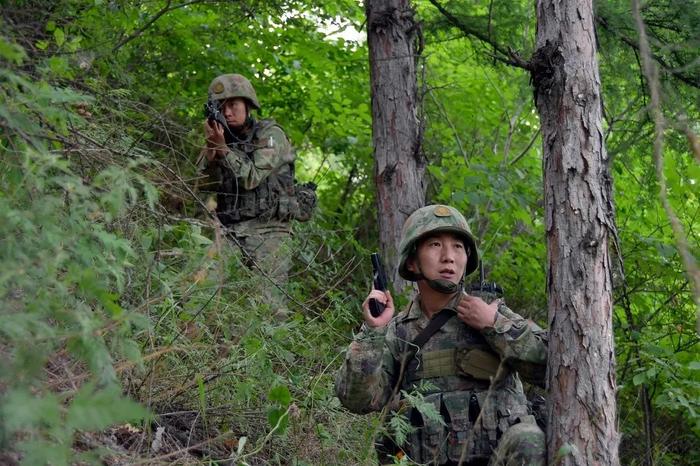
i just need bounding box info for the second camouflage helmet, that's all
[208,74,260,110]
[398,204,479,281]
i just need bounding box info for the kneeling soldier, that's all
[335,205,547,465]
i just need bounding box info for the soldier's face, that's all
[408,232,468,284]
[221,98,248,128]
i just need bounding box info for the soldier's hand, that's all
[456,292,498,330]
[204,119,227,160]
[362,289,394,328]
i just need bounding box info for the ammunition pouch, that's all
[374,434,402,465]
[293,181,317,222]
[404,391,492,464]
[215,173,278,225]
[402,384,532,464]
[455,348,501,381]
[528,393,547,431]
[409,348,501,382]
[216,168,317,225]
[268,172,317,222]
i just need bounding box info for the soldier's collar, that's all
[399,295,423,322]
[413,291,462,319]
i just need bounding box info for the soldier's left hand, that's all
[456,293,499,330]
[204,119,227,160]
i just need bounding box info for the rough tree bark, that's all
[365,0,426,291]
[531,1,620,465]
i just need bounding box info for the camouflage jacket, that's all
[198,119,295,226]
[335,292,547,463]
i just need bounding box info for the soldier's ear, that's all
[406,256,418,274]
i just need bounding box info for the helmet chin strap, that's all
[426,278,463,294]
[414,265,464,295]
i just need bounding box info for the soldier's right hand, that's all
[361,289,394,328]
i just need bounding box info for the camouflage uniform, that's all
[198,74,295,315]
[335,205,547,465]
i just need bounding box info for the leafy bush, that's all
[1,38,153,464]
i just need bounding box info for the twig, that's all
[131,429,234,464]
[427,87,469,165]
[234,405,293,463]
[509,127,540,166]
[112,0,204,53]
[427,0,531,71]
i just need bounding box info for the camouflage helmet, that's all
[398,204,479,281]
[208,74,260,110]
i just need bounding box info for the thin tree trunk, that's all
[641,384,655,466]
[365,0,425,291]
[531,1,620,464]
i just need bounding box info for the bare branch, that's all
[597,15,700,90]
[427,0,531,71]
[112,0,205,53]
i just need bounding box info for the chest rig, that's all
[389,296,530,464]
[216,119,296,225]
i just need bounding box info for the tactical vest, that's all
[392,308,532,464]
[216,119,297,225]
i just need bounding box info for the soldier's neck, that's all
[229,118,254,138]
[417,282,459,319]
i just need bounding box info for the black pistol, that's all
[369,253,388,317]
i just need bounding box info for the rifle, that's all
[203,95,236,147]
[369,253,388,317]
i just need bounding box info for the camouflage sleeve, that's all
[481,303,548,388]
[196,149,223,190]
[221,125,294,190]
[334,322,398,414]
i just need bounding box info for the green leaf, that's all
[266,406,289,435]
[268,385,292,406]
[2,390,61,433]
[65,384,148,431]
[388,413,415,446]
[197,374,207,414]
[243,336,263,354]
[18,440,70,466]
[401,391,445,426]
[54,28,65,47]
[0,37,26,63]
[117,338,144,370]
[633,372,647,386]
[191,232,213,246]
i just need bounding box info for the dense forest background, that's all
[1,0,698,465]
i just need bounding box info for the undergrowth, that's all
[0,31,378,465]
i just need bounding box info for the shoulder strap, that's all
[393,308,456,392]
[412,308,455,349]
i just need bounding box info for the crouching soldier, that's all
[335,205,547,465]
[197,73,316,317]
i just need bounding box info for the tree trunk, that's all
[531,1,620,465]
[640,384,655,466]
[365,0,426,292]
